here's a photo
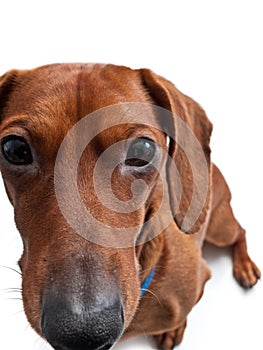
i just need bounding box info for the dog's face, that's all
[0,64,171,349]
[0,64,212,350]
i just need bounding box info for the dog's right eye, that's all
[1,136,33,165]
[125,138,156,167]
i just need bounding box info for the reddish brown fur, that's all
[0,64,260,350]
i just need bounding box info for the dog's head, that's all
[0,64,212,350]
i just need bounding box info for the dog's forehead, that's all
[1,63,164,157]
[5,63,150,123]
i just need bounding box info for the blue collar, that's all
[140,267,156,297]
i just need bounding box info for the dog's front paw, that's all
[154,320,187,350]
[233,256,261,289]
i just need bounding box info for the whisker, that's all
[25,322,32,332]
[2,287,22,292]
[12,309,25,316]
[34,333,48,350]
[141,288,163,307]
[0,265,22,276]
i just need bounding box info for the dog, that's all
[0,63,260,350]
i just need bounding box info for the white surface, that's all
[0,1,263,349]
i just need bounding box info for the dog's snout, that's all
[41,288,124,350]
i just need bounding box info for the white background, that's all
[0,1,263,349]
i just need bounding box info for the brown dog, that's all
[0,64,260,350]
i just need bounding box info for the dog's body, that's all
[0,64,260,350]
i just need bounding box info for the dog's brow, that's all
[0,115,31,131]
[0,113,60,135]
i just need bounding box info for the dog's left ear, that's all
[139,69,213,233]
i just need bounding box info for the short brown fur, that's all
[0,64,260,350]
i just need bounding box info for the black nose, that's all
[41,289,124,350]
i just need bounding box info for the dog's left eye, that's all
[1,136,33,165]
[125,138,156,167]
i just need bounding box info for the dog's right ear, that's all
[0,70,20,119]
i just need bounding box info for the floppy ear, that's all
[140,69,213,234]
[0,70,20,119]
[0,70,21,204]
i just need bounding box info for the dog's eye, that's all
[125,138,156,167]
[1,136,33,165]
